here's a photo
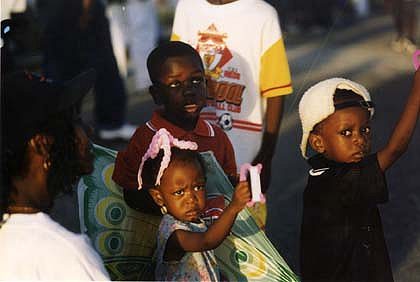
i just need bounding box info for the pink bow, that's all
[137,128,198,190]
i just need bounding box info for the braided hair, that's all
[1,110,87,216]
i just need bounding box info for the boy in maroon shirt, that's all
[112,41,237,214]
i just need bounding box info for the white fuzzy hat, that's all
[299,77,374,159]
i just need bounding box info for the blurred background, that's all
[2,0,420,281]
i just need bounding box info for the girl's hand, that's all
[168,181,251,254]
[230,181,251,213]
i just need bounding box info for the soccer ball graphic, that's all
[218,113,233,131]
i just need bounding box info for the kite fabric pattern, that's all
[78,144,300,281]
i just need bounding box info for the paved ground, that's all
[77,10,420,281]
[268,12,420,281]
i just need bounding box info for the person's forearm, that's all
[262,96,284,153]
[200,204,240,250]
[201,181,250,249]
[378,72,420,170]
[176,203,240,252]
[173,183,249,252]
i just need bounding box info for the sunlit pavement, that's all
[79,10,420,281]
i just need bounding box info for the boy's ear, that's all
[148,188,164,207]
[308,132,325,154]
[149,85,163,105]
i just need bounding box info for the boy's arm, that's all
[377,70,420,171]
[253,96,284,192]
[166,182,250,255]
[112,128,144,189]
[113,152,138,189]
[257,15,292,192]
[218,127,238,180]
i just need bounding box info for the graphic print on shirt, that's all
[196,24,247,131]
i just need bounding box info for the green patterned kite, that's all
[78,144,300,281]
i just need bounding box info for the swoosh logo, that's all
[309,168,329,176]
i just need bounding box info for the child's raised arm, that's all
[165,181,251,260]
[377,69,420,171]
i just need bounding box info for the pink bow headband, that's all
[137,128,198,190]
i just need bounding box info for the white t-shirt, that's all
[0,212,110,281]
[171,0,293,166]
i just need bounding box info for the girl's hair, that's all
[139,147,207,215]
[129,128,204,215]
[1,110,83,215]
[141,147,206,190]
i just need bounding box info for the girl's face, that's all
[150,159,206,223]
[310,107,372,163]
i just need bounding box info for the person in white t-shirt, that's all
[0,69,110,281]
[171,0,293,227]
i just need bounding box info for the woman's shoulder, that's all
[1,213,108,278]
[31,214,95,252]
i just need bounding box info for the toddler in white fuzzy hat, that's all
[298,74,420,282]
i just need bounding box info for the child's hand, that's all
[172,182,250,253]
[230,181,251,213]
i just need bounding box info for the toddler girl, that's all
[137,128,250,281]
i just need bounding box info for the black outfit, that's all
[38,0,127,129]
[300,154,394,282]
[295,0,335,30]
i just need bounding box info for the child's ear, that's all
[148,188,164,207]
[308,132,325,154]
[149,85,163,105]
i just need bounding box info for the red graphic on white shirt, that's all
[196,24,245,113]
[197,24,232,79]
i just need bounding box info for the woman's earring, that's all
[160,205,167,215]
[43,160,51,170]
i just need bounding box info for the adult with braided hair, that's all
[0,69,110,280]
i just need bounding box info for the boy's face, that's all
[153,55,206,130]
[309,107,372,163]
